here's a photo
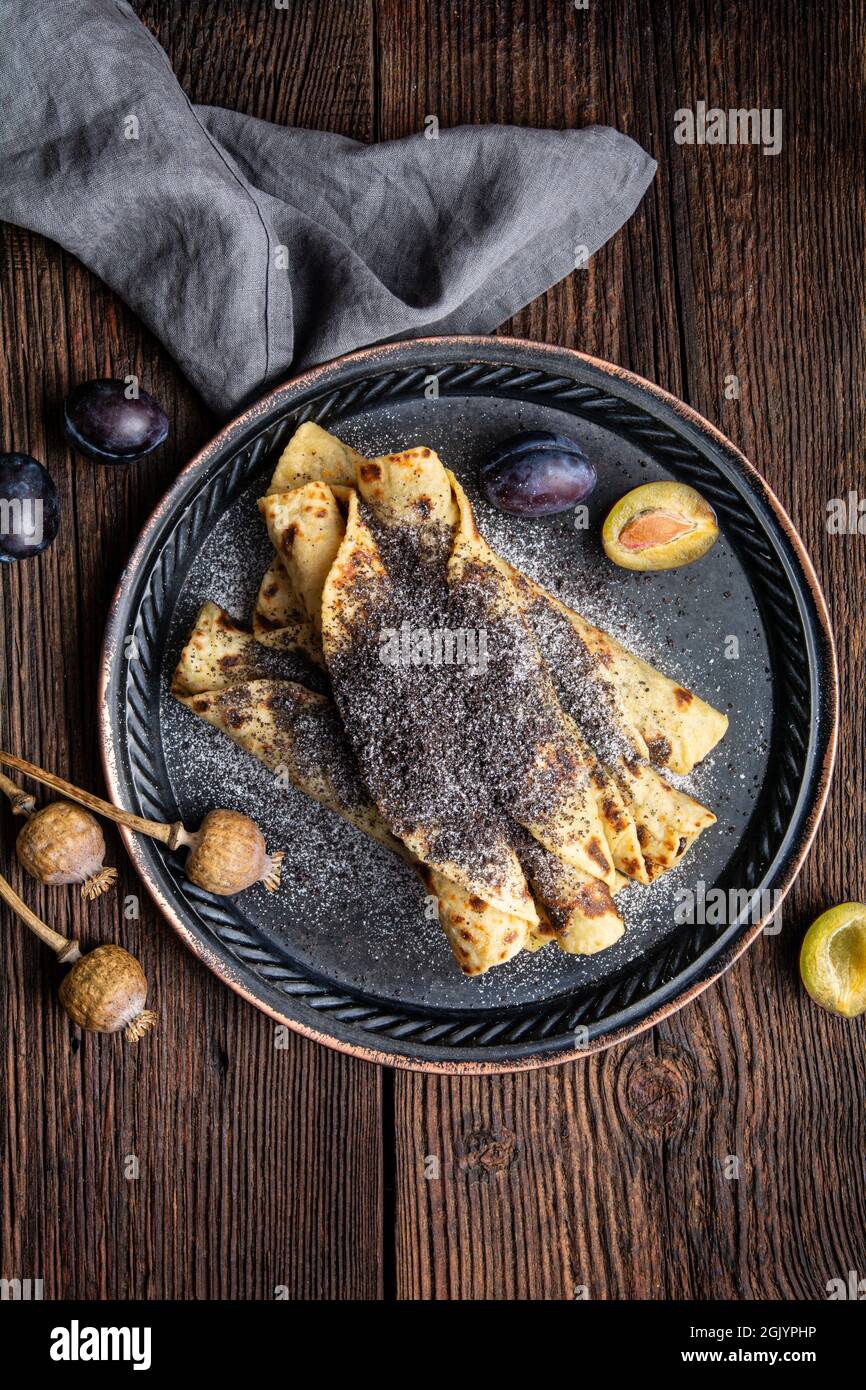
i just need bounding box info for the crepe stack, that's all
[172,422,728,976]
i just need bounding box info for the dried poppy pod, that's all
[59,943,156,1040]
[0,869,155,1043]
[16,800,118,899]
[181,808,283,895]
[0,751,283,899]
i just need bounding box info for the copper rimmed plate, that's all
[99,337,837,1072]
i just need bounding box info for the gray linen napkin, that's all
[0,0,656,415]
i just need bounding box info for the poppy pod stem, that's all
[0,751,185,847]
[0,770,36,817]
[0,869,81,963]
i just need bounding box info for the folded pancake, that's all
[173,605,707,970]
[615,758,716,880]
[258,428,719,891]
[509,569,728,774]
[575,729,650,885]
[491,585,717,879]
[174,606,399,851]
[173,604,532,974]
[247,549,714,885]
[355,446,458,533]
[418,865,531,975]
[515,830,625,955]
[173,599,298,694]
[177,676,400,852]
[444,473,617,887]
[322,481,539,923]
[267,420,363,494]
[248,509,655,890]
[325,448,653,905]
[266,424,728,775]
[252,556,321,662]
[258,480,346,635]
[175,425,727,974]
[181,679,532,974]
[509,574,649,763]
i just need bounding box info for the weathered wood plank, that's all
[0,0,382,1300]
[3,0,864,1303]
[388,0,866,1299]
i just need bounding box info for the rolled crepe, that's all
[266,423,729,775]
[444,471,618,887]
[518,841,625,954]
[258,480,346,635]
[172,421,726,975]
[321,478,540,921]
[417,865,531,976]
[172,598,299,692]
[267,420,362,494]
[508,570,729,775]
[178,676,398,852]
[173,605,534,975]
[615,758,716,880]
[173,607,647,970]
[355,445,457,531]
[252,555,321,662]
[566,718,649,885]
[264,432,716,892]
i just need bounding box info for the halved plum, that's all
[602,481,718,571]
[800,904,866,1018]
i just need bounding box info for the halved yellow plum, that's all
[799,903,866,1018]
[602,481,719,571]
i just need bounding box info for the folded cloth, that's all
[0,0,656,415]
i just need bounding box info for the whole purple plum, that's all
[64,380,168,464]
[480,431,597,517]
[0,453,60,561]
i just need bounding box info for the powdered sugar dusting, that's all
[157,397,772,1011]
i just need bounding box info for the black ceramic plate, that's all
[99,338,837,1072]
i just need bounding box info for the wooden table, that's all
[2,0,864,1301]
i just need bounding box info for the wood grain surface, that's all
[1,0,863,1301]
